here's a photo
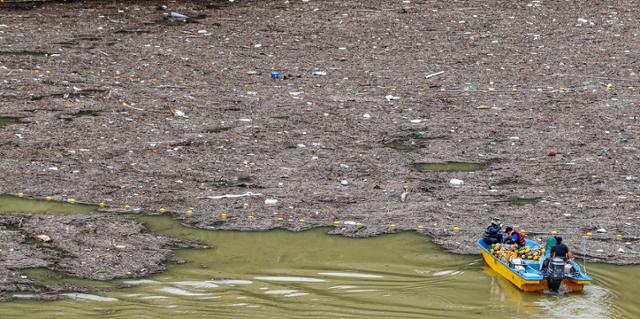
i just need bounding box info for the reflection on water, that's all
[0,198,639,318]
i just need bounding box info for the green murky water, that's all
[0,195,97,214]
[0,117,22,127]
[1,197,639,318]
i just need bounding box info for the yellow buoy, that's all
[68,198,76,204]
[221,213,228,221]
[390,224,397,230]
[551,230,558,235]
[17,192,24,198]
[46,196,52,201]
[333,220,341,226]
[586,232,593,237]
[123,204,130,209]
[277,216,284,222]
[616,234,623,239]
[248,215,255,221]
[521,229,526,235]
[159,208,166,214]
[298,219,305,224]
[356,222,364,229]
[185,210,193,217]
[98,202,105,208]
[417,224,425,230]
[453,226,460,232]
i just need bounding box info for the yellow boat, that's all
[478,239,591,292]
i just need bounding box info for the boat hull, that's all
[479,240,590,293]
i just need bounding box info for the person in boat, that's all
[504,226,526,247]
[482,217,503,245]
[545,230,558,252]
[550,236,573,260]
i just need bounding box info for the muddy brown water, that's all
[0,197,639,318]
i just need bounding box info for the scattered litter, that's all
[548,151,556,157]
[618,248,625,253]
[477,105,490,109]
[415,131,429,138]
[197,30,208,34]
[563,213,571,217]
[312,70,327,76]
[410,119,423,123]
[596,228,607,233]
[296,144,306,148]
[254,44,262,48]
[449,179,464,186]
[385,95,400,101]
[424,71,445,79]
[271,71,280,79]
[238,118,252,122]
[463,84,477,91]
[340,180,349,186]
[167,11,189,23]
[202,192,263,200]
[168,108,189,119]
[362,113,371,119]
[34,235,52,243]
[343,221,356,225]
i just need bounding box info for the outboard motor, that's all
[547,257,565,292]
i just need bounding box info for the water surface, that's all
[0,197,638,319]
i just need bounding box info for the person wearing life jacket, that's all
[504,226,526,247]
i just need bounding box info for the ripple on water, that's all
[535,285,613,319]
[155,287,213,297]
[253,276,326,283]
[209,279,253,285]
[318,272,384,279]
[122,279,160,285]
[264,290,298,295]
[62,293,118,302]
[171,281,219,289]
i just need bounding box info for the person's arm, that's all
[567,250,573,259]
